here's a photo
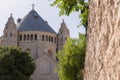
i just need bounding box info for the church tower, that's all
[57,19,70,50]
[3,14,18,46]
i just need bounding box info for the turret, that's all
[57,19,70,50]
[3,13,18,46]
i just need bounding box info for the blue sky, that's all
[0,0,85,38]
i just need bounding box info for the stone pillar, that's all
[84,0,120,80]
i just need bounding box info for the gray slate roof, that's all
[17,9,56,34]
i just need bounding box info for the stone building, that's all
[0,7,70,80]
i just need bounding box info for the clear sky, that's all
[0,0,85,38]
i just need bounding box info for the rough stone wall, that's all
[84,0,120,80]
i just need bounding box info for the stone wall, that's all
[31,54,58,80]
[18,31,58,80]
[84,0,120,80]
[18,31,57,59]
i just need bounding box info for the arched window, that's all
[51,37,53,42]
[31,34,33,41]
[46,35,48,41]
[35,34,37,40]
[24,35,26,41]
[42,35,44,41]
[20,35,22,41]
[49,36,50,42]
[27,34,29,40]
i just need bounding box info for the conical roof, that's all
[17,9,56,34]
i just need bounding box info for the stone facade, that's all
[57,19,70,50]
[84,0,120,80]
[2,14,18,46]
[0,9,70,80]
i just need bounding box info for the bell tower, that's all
[57,19,70,50]
[3,13,18,46]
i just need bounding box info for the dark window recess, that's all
[49,36,50,42]
[10,33,12,37]
[35,34,37,40]
[51,37,53,42]
[31,34,33,41]
[42,35,44,41]
[24,35,26,41]
[46,36,48,41]
[20,35,22,41]
[27,35,29,40]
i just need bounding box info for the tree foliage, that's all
[57,34,86,80]
[0,47,36,80]
[51,0,88,29]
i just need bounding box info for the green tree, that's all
[51,0,88,29]
[57,34,86,80]
[0,47,36,80]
